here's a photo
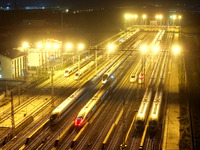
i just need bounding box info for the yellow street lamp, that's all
[135,15,138,19]
[54,43,59,49]
[142,14,147,19]
[173,15,177,19]
[37,43,43,49]
[178,15,182,19]
[66,43,73,50]
[22,42,29,49]
[78,43,84,51]
[172,45,180,55]
[141,45,147,54]
[108,43,115,53]
[46,43,51,49]
[153,46,159,53]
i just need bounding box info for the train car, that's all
[135,91,152,130]
[75,56,102,80]
[50,87,86,125]
[148,54,168,132]
[130,54,142,82]
[148,94,162,131]
[74,88,108,127]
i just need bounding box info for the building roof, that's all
[0,49,26,59]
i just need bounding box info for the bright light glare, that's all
[108,44,115,52]
[125,14,131,19]
[141,45,147,54]
[173,15,177,19]
[135,15,138,19]
[178,15,182,19]
[54,43,59,49]
[37,43,42,49]
[153,46,159,53]
[46,43,51,48]
[173,45,180,55]
[142,14,147,19]
[22,42,29,48]
[78,44,84,50]
[66,43,73,50]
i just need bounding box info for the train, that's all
[130,59,142,83]
[135,52,163,130]
[148,54,168,132]
[74,88,108,127]
[64,58,87,77]
[75,56,102,80]
[50,87,86,125]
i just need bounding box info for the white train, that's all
[135,91,152,130]
[64,58,87,77]
[135,53,162,130]
[50,87,86,125]
[75,56,102,80]
[130,59,142,83]
[74,88,108,127]
[148,54,168,132]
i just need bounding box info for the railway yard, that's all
[0,26,195,150]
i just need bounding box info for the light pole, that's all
[142,14,147,27]
[173,15,177,26]
[36,42,43,73]
[22,42,29,81]
[77,43,84,79]
[107,43,115,60]
[65,43,74,64]
[45,42,51,72]
[141,45,147,88]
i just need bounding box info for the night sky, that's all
[0,0,199,9]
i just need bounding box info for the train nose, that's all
[75,117,83,126]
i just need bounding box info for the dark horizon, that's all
[0,0,200,9]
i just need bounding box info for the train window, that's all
[50,114,58,121]
[102,74,108,81]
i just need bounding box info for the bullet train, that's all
[64,58,87,77]
[50,87,86,125]
[135,91,152,130]
[135,53,162,130]
[75,56,102,80]
[148,54,168,132]
[64,54,97,77]
[75,88,108,127]
[130,59,142,83]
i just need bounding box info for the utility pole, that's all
[120,98,127,150]
[18,84,20,105]
[11,91,15,130]
[95,49,97,74]
[51,68,54,107]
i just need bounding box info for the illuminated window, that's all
[0,74,2,78]
[12,67,15,71]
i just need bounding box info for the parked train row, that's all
[75,55,103,80]
[135,52,163,130]
[148,53,168,131]
[64,56,92,77]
